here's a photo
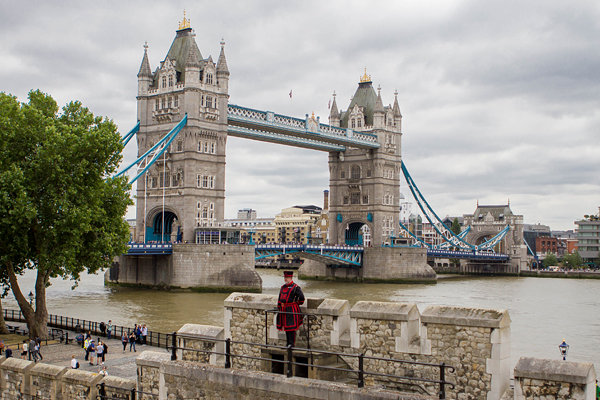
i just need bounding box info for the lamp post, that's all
[558,338,569,361]
[28,291,34,307]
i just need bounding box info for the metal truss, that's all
[116,115,188,184]
[427,249,509,262]
[477,225,510,250]
[121,120,140,147]
[228,105,380,151]
[438,226,471,249]
[255,244,363,266]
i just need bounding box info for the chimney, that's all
[323,190,329,211]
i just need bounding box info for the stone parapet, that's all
[514,357,596,400]
[137,351,170,399]
[100,376,136,399]
[177,324,225,366]
[61,369,103,400]
[30,363,68,400]
[0,357,35,398]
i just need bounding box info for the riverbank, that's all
[434,267,600,279]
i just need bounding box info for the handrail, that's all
[3,309,170,350]
[167,332,455,399]
[263,308,318,349]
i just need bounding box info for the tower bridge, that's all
[110,16,527,291]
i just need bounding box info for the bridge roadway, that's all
[126,243,510,265]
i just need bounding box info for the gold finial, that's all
[394,89,398,97]
[179,10,191,30]
[143,41,148,51]
[220,38,225,47]
[359,68,371,83]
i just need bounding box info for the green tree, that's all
[542,253,558,269]
[0,90,132,338]
[562,251,583,270]
[449,218,462,266]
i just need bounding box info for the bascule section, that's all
[134,15,229,244]
[327,71,402,248]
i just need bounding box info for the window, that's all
[160,98,164,109]
[202,175,209,188]
[177,140,183,152]
[167,97,172,109]
[206,96,213,108]
[210,142,216,154]
[197,175,201,187]
[351,119,355,128]
[161,76,167,88]
[363,195,369,204]
[340,170,346,179]
[151,176,158,188]
[202,208,208,219]
[343,196,349,205]
[206,73,213,84]
[172,174,179,187]
[198,141,202,152]
[168,75,173,87]
[209,176,215,189]
[174,96,179,108]
[155,100,159,111]
[357,119,362,127]
[159,172,170,188]
[351,165,360,179]
[201,95,204,106]
[366,169,372,178]
[351,193,360,205]
[203,142,209,153]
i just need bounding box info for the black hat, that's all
[283,271,294,277]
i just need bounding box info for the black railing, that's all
[263,308,317,349]
[167,332,455,399]
[3,309,170,349]
[97,382,158,400]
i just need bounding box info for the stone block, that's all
[177,324,225,366]
[350,301,419,322]
[514,357,596,385]
[62,369,103,400]
[224,292,277,310]
[421,305,510,328]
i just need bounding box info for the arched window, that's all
[351,119,356,128]
[168,75,173,87]
[161,76,167,88]
[351,165,360,180]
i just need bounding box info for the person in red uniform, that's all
[276,270,305,347]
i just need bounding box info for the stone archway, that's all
[146,207,179,243]
[345,222,371,246]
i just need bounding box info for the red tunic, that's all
[276,281,305,332]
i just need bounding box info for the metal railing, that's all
[167,332,455,399]
[3,309,170,349]
[263,308,317,349]
[97,382,157,400]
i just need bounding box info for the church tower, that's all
[135,14,229,243]
[327,70,402,247]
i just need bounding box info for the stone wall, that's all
[299,246,437,283]
[514,357,596,400]
[222,292,510,400]
[110,243,262,292]
[136,351,433,400]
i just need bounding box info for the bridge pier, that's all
[107,244,262,292]
[299,247,436,283]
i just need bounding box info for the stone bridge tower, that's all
[135,15,229,243]
[463,203,524,253]
[327,71,402,247]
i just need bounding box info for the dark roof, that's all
[153,28,203,86]
[470,205,514,220]
[293,205,322,214]
[340,81,378,128]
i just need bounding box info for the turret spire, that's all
[374,85,384,113]
[216,38,229,75]
[393,89,402,117]
[186,42,201,68]
[137,41,152,78]
[330,91,339,118]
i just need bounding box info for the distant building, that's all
[552,230,578,256]
[463,203,524,254]
[223,210,275,244]
[275,205,323,245]
[237,208,257,220]
[575,208,600,266]
[442,216,464,231]
[523,223,552,259]
[399,192,412,223]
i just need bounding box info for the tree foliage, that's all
[0,90,132,337]
[542,253,558,269]
[562,251,583,269]
[450,218,462,236]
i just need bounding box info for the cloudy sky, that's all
[1,0,598,230]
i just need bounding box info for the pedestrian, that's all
[96,341,105,365]
[135,324,141,344]
[99,365,108,376]
[29,338,37,362]
[21,340,28,360]
[0,339,4,355]
[121,333,128,353]
[142,324,148,345]
[107,320,113,339]
[85,331,91,340]
[129,331,137,352]
[100,321,106,337]
[71,354,79,369]
[35,337,43,361]
[596,379,599,400]
[88,340,96,366]
[276,270,305,347]
[84,337,91,361]
[34,341,42,361]
[4,346,12,358]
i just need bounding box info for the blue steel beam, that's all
[427,249,509,261]
[228,105,380,151]
[255,244,363,266]
[121,120,140,147]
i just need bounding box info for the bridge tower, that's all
[135,15,230,243]
[327,71,403,247]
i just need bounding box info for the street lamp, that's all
[558,338,569,361]
[28,291,34,306]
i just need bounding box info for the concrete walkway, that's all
[2,322,168,381]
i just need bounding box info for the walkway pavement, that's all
[2,322,168,381]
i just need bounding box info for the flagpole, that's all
[290,88,293,116]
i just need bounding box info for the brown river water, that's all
[4,269,599,373]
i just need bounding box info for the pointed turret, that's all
[186,44,201,68]
[216,39,229,75]
[393,90,402,133]
[138,42,152,78]
[329,92,340,127]
[373,85,385,128]
[340,69,378,128]
[184,44,201,86]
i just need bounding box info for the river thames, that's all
[4,269,598,373]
